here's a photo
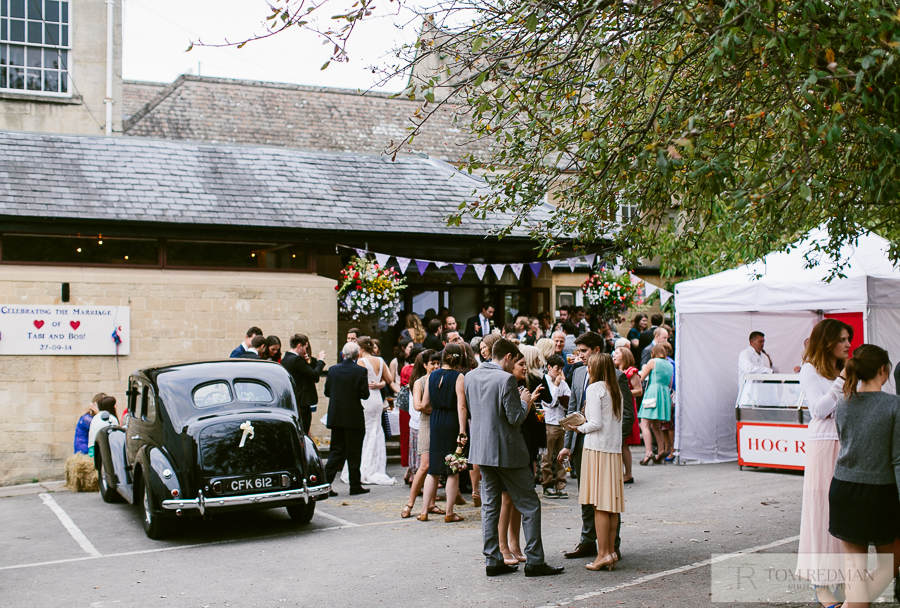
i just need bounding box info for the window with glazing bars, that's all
[0,0,69,94]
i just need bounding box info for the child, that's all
[87,396,118,457]
[540,354,572,498]
[73,393,106,455]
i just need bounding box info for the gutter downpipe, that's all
[104,0,114,135]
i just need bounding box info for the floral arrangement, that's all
[581,269,644,323]
[445,435,469,474]
[336,256,407,325]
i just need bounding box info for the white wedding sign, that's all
[0,305,130,355]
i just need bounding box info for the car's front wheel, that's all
[287,499,315,524]
[97,456,120,503]
[140,472,171,540]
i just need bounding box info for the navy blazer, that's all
[323,359,369,430]
[229,344,245,358]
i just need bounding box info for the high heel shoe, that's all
[586,554,617,571]
[472,493,482,507]
[639,455,654,466]
[653,451,668,464]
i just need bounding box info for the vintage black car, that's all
[93,360,330,539]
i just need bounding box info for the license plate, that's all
[211,474,285,496]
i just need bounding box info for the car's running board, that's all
[117,484,134,504]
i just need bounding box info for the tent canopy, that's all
[674,228,900,464]
[675,228,899,313]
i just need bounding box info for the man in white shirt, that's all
[464,302,496,341]
[737,331,773,389]
[540,354,572,498]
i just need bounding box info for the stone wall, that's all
[0,265,337,485]
[0,0,123,135]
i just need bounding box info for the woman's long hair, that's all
[615,346,635,370]
[632,313,647,330]
[588,353,622,421]
[536,338,555,363]
[264,335,282,361]
[519,344,546,376]
[409,349,436,387]
[405,313,426,344]
[395,338,413,368]
[803,319,854,380]
[843,344,891,399]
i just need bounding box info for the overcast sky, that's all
[122,0,421,92]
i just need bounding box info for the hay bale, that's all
[65,454,99,492]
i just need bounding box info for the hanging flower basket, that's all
[581,270,643,323]
[336,256,407,325]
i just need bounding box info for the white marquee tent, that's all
[674,228,900,463]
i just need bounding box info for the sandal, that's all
[416,513,428,522]
[455,494,467,506]
[428,505,446,515]
[639,455,654,466]
[472,493,482,508]
[401,503,414,519]
[444,513,464,523]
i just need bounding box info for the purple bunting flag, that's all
[453,264,467,280]
[416,260,430,276]
[529,262,543,278]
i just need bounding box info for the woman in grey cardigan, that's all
[830,344,900,606]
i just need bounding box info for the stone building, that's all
[0,0,122,134]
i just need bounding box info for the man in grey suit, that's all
[465,338,565,578]
[558,331,632,560]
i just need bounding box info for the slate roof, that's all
[122,81,166,122]
[122,76,493,163]
[0,130,546,239]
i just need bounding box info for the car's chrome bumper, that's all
[162,482,330,514]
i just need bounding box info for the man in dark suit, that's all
[323,342,371,496]
[557,331,632,562]
[239,335,266,359]
[281,333,327,436]
[464,302,496,341]
[637,313,663,358]
[423,318,444,350]
[514,315,536,346]
[230,326,262,358]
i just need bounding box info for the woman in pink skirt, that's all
[796,318,853,606]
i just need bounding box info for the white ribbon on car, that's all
[238,421,255,448]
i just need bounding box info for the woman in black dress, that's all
[420,344,468,523]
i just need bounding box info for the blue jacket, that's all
[74,413,92,454]
[229,344,246,358]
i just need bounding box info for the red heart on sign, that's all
[33,320,44,329]
[70,321,81,330]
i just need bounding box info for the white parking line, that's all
[534,535,801,607]
[39,493,101,557]
[314,509,359,528]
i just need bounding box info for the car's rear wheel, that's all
[140,472,171,540]
[97,457,120,503]
[287,499,315,524]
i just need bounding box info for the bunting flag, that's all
[396,256,412,274]
[660,289,673,305]
[529,262,543,278]
[416,260,430,276]
[547,260,559,270]
[491,264,506,280]
[434,261,448,269]
[510,263,524,279]
[644,282,659,296]
[567,257,578,272]
[473,264,487,280]
[584,253,596,268]
[453,264,467,280]
[355,248,368,259]
[374,252,391,267]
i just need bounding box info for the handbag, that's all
[395,385,410,412]
[381,408,392,437]
[642,394,657,409]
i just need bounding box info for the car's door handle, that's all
[131,434,141,440]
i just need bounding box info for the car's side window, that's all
[129,380,142,419]
[142,386,157,423]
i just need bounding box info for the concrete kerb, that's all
[0,480,68,498]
